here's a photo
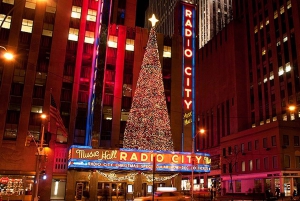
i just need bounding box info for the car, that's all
[133,191,191,201]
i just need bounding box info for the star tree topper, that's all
[149,14,159,27]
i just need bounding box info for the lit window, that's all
[125,39,134,51]
[262,48,266,55]
[263,76,267,83]
[278,66,284,76]
[3,0,14,4]
[285,63,291,72]
[265,19,269,25]
[71,6,81,19]
[84,31,94,44]
[31,106,43,113]
[87,9,97,22]
[260,22,263,29]
[68,28,79,41]
[276,40,281,46]
[287,0,291,9]
[241,161,245,171]
[0,14,11,29]
[108,35,118,48]
[274,11,278,19]
[269,71,274,80]
[46,1,56,13]
[163,46,171,58]
[283,36,288,42]
[21,19,33,33]
[254,26,258,33]
[25,0,36,9]
[280,6,284,14]
[42,23,53,37]
[249,160,253,171]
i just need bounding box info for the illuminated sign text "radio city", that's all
[183,8,194,110]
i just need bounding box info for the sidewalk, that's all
[211,195,293,201]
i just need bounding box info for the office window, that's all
[234,145,238,154]
[71,6,81,19]
[163,46,171,58]
[294,136,300,146]
[256,159,260,170]
[283,135,289,146]
[125,39,134,51]
[273,156,278,168]
[87,9,97,22]
[25,0,36,9]
[84,31,94,44]
[296,156,300,168]
[271,136,276,146]
[222,164,226,173]
[42,23,53,37]
[248,141,252,151]
[284,155,290,168]
[108,35,118,48]
[21,19,33,33]
[241,161,245,172]
[263,138,267,148]
[0,14,11,29]
[255,140,259,150]
[46,0,57,13]
[68,28,79,41]
[264,157,269,170]
[241,143,245,153]
[228,146,232,155]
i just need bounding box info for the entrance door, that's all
[97,182,126,200]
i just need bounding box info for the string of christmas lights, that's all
[98,172,138,182]
[141,172,178,182]
[123,25,174,151]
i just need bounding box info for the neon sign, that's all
[182,4,196,127]
[68,146,211,173]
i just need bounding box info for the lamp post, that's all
[33,114,46,201]
[191,128,205,201]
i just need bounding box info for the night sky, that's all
[136,0,149,27]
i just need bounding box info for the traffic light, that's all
[25,135,32,147]
[41,169,47,180]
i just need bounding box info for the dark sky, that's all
[136,0,149,27]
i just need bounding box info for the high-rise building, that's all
[145,0,233,48]
[198,0,300,196]
[0,0,191,200]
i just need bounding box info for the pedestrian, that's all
[275,187,280,198]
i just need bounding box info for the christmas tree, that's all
[123,15,174,151]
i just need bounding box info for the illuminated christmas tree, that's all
[123,15,174,151]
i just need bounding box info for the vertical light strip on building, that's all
[181,3,196,148]
[86,0,104,145]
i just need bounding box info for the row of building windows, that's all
[223,135,300,157]
[223,154,300,174]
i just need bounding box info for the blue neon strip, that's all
[191,6,196,141]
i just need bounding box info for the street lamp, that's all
[0,46,13,60]
[34,113,47,201]
[191,128,205,201]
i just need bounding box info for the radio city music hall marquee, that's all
[68,146,211,173]
[182,4,196,126]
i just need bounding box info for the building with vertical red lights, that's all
[198,0,300,197]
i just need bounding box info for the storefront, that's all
[66,145,211,201]
[0,175,34,201]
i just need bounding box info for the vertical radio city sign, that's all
[182,4,196,129]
